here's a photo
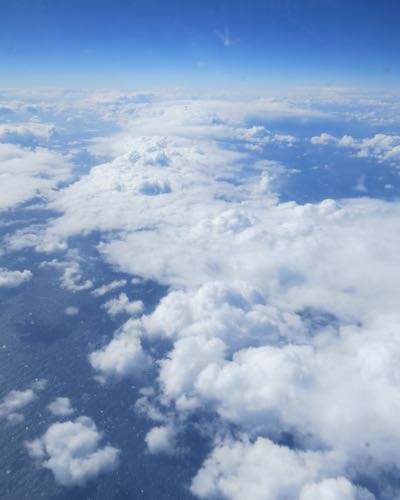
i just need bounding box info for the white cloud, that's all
[41,259,93,292]
[191,437,370,500]
[0,389,36,421]
[89,319,150,380]
[0,122,55,143]
[311,132,400,163]
[299,477,372,500]
[5,92,400,497]
[0,268,32,287]
[47,397,75,417]
[4,228,67,254]
[102,292,144,317]
[145,425,175,454]
[0,379,47,424]
[310,133,337,145]
[26,416,120,487]
[61,263,93,292]
[0,143,72,210]
[91,279,127,297]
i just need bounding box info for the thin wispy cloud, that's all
[216,26,239,47]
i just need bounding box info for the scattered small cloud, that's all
[26,416,120,487]
[47,397,75,417]
[102,293,144,317]
[91,279,127,297]
[0,379,47,424]
[0,268,32,288]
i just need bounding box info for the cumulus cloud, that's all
[0,122,55,143]
[311,132,400,162]
[47,397,75,417]
[145,425,176,454]
[26,416,120,487]
[0,379,46,424]
[0,268,32,287]
[4,228,67,254]
[299,477,372,500]
[0,143,72,210]
[91,279,127,297]
[6,91,400,497]
[0,389,36,423]
[191,437,372,500]
[102,292,144,317]
[89,319,150,380]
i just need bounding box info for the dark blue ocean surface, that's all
[0,229,207,499]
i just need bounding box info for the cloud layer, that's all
[3,89,400,497]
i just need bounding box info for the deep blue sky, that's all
[1,0,399,89]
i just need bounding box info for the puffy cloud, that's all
[0,122,55,143]
[89,319,150,381]
[299,477,373,500]
[4,228,67,254]
[0,389,36,422]
[310,133,337,145]
[0,143,72,210]
[0,379,46,424]
[25,416,120,487]
[311,132,400,162]
[5,91,400,497]
[48,397,75,417]
[0,268,32,287]
[102,292,144,317]
[91,279,127,297]
[145,425,176,454]
[190,437,367,500]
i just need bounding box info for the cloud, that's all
[65,306,79,316]
[0,379,46,424]
[145,425,176,454]
[0,268,32,287]
[0,389,36,423]
[0,143,72,210]
[5,91,400,497]
[26,416,120,487]
[91,279,127,297]
[89,319,150,381]
[299,478,372,500]
[0,122,55,144]
[102,292,144,317]
[310,132,400,162]
[216,26,239,47]
[41,259,93,292]
[4,228,67,254]
[47,397,75,417]
[191,437,371,500]
[60,263,93,292]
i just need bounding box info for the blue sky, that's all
[1,0,400,89]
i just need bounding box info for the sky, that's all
[1,0,400,89]
[2,2,400,499]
